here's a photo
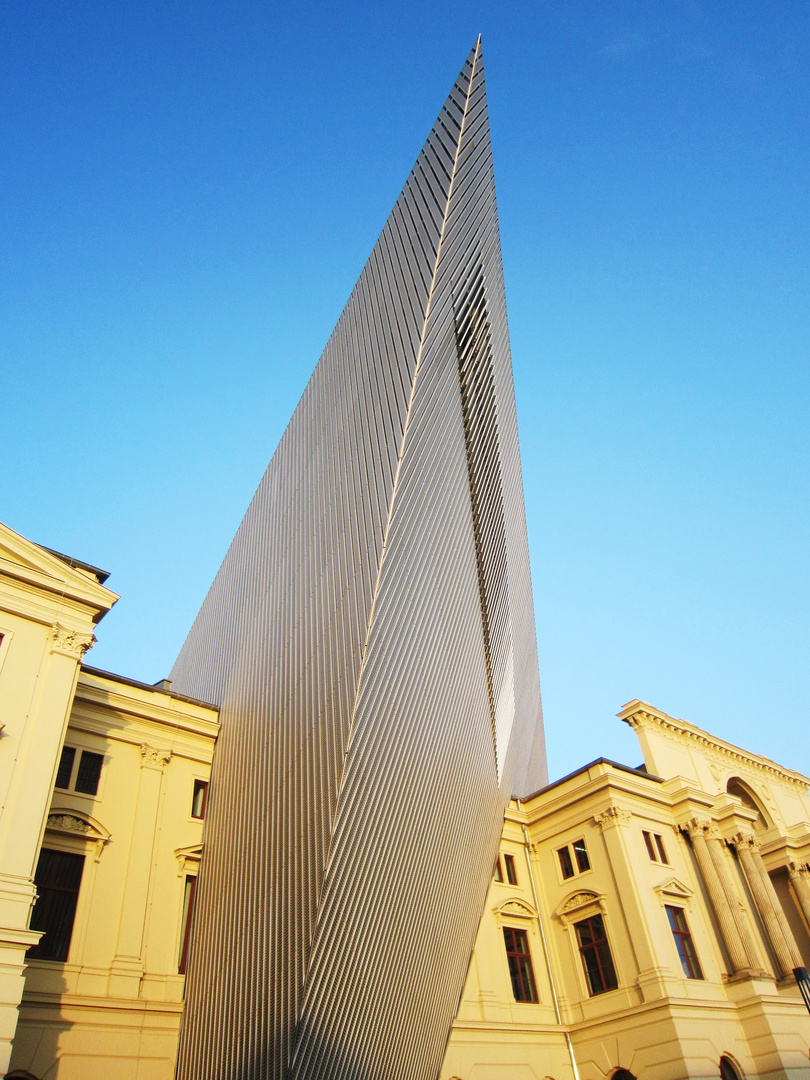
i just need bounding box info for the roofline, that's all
[42,546,111,584]
[80,664,218,711]
[516,758,664,803]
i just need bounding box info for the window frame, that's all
[502,924,539,1003]
[503,853,518,885]
[574,912,619,996]
[557,838,591,882]
[191,779,209,820]
[26,847,86,963]
[178,874,198,975]
[642,829,669,864]
[53,743,106,799]
[665,905,703,979]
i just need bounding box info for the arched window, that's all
[726,778,769,833]
[720,1055,743,1080]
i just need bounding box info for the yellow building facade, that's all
[2,517,810,1079]
[442,704,810,1080]
[1,524,218,1080]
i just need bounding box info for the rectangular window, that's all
[666,906,703,979]
[504,853,517,885]
[494,857,503,882]
[27,848,85,962]
[55,746,76,790]
[575,913,618,996]
[503,926,538,1002]
[642,830,669,864]
[557,846,575,879]
[191,780,209,819]
[573,838,590,872]
[74,750,103,796]
[178,875,198,974]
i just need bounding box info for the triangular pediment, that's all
[0,521,118,616]
[653,876,693,901]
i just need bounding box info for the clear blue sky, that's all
[2,1,808,781]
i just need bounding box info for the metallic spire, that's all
[172,39,546,1080]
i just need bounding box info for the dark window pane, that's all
[643,830,656,860]
[720,1058,741,1080]
[573,839,590,872]
[494,857,503,882]
[74,751,103,795]
[179,876,198,974]
[503,926,538,1002]
[575,914,618,996]
[191,780,209,819]
[666,905,703,979]
[27,848,84,962]
[557,846,575,879]
[55,746,75,790]
[504,854,517,885]
[655,834,668,864]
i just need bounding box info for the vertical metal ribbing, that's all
[171,39,546,1080]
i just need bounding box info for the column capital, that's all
[50,622,96,659]
[729,831,759,853]
[787,859,810,881]
[140,744,172,771]
[594,806,631,831]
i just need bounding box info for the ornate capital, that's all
[50,623,96,659]
[787,860,810,881]
[683,816,712,840]
[594,806,631,831]
[730,831,758,853]
[140,744,172,770]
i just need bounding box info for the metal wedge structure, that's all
[171,38,546,1080]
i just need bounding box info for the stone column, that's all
[705,825,764,973]
[731,833,802,976]
[685,818,751,976]
[787,861,810,929]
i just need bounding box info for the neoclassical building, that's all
[2,520,810,1079]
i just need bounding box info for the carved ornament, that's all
[141,744,172,770]
[50,623,96,659]
[594,806,631,831]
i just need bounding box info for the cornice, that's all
[73,672,219,738]
[619,700,809,794]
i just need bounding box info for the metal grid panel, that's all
[171,40,546,1080]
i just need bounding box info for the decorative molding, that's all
[594,806,631,831]
[50,623,95,659]
[46,809,110,861]
[683,816,721,842]
[175,844,203,878]
[562,890,600,912]
[621,703,809,794]
[554,889,607,927]
[47,813,91,834]
[140,744,172,770]
[652,876,695,909]
[491,896,537,928]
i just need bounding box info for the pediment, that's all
[46,808,110,860]
[0,522,118,616]
[555,889,605,921]
[653,876,693,901]
[493,897,537,920]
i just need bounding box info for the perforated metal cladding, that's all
[171,40,546,1080]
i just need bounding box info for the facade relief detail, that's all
[50,623,96,659]
[594,807,631,831]
[140,745,172,770]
